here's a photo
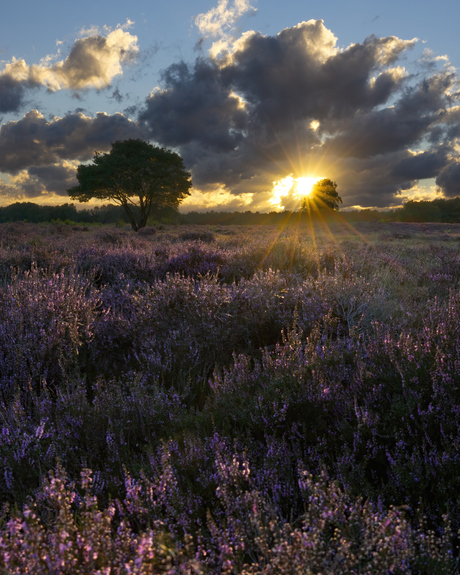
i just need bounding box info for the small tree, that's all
[67,139,192,231]
[300,178,343,212]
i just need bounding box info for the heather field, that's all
[2,220,460,573]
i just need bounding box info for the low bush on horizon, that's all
[1,221,460,572]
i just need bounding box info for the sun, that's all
[270,175,324,210]
[295,176,320,198]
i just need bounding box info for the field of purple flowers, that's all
[1,219,460,573]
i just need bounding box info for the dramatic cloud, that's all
[141,60,248,151]
[391,148,451,180]
[436,161,460,197]
[0,109,147,174]
[0,177,23,200]
[0,109,147,199]
[26,163,79,197]
[0,22,138,113]
[139,19,460,209]
[2,14,460,209]
[6,162,79,199]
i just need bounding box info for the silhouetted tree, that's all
[67,139,192,231]
[300,178,343,212]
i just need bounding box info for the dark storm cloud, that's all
[336,152,421,208]
[27,164,78,196]
[436,162,460,197]
[141,22,414,146]
[0,108,148,200]
[139,19,460,207]
[0,109,148,174]
[140,59,247,151]
[321,70,458,159]
[391,148,451,180]
[220,28,413,126]
[321,100,438,160]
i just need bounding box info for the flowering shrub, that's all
[0,461,457,573]
[0,265,98,404]
[76,246,159,286]
[0,222,460,572]
[179,229,216,243]
[155,244,227,280]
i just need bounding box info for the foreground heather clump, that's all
[0,464,456,574]
[1,221,460,573]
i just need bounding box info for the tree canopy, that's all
[300,178,343,212]
[67,139,192,231]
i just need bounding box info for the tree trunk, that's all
[122,203,139,231]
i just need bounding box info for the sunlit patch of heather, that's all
[203,461,418,573]
[0,464,201,574]
[208,317,352,441]
[108,270,329,398]
[218,235,322,283]
[312,260,395,332]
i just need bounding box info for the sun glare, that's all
[295,176,319,198]
[270,175,323,210]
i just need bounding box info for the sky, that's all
[1,0,460,212]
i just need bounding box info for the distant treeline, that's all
[0,203,127,225]
[180,209,388,225]
[182,197,460,225]
[2,197,460,225]
[394,197,460,223]
[0,203,180,225]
